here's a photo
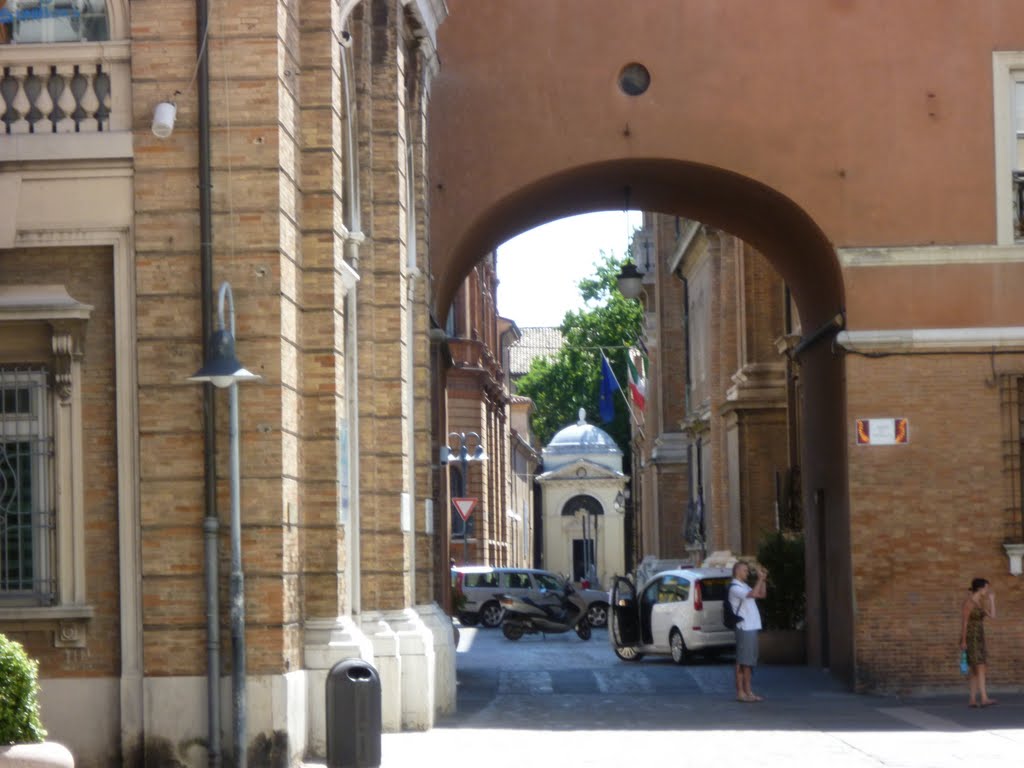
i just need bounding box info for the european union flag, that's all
[598,354,618,423]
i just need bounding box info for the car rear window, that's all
[464,572,498,588]
[699,577,730,601]
[657,575,689,602]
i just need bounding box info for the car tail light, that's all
[693,581,703,612]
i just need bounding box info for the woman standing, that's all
[960,577,996,707]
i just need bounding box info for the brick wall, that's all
[848,352,1024,690]
[0,247,119,676]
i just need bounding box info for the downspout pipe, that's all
[196,0,221,765]
[792,312,846,360]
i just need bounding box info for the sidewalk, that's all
[307,672,1024,767]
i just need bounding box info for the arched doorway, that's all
[561,494,605,583]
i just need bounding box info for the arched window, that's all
[560,494,604,517]
[0,0,108,45]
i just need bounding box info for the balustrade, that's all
[0,42,128,135]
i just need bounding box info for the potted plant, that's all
[0,633,74,767]
[755,531,807,664]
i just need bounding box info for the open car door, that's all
[610,576,641,648]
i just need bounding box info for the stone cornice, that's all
[838,327,1024,353]
[839,245,1024,268]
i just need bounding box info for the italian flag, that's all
[627,347,647,411]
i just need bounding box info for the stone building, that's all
[439,253,537,569]
[535,412,628,589]
[1,1,452,765]
[628,212,797,567]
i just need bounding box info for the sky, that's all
[495,211,644,328]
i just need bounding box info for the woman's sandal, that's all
[981,699,998,707]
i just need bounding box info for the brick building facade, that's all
[430,0,1024,699]
[440,254,537,570]
[2,1,452,765]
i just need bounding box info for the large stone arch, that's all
[428,156,852,681]
[428,2,859,681]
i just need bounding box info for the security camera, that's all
[340,30,352,49]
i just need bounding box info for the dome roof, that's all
[543,409,623,458]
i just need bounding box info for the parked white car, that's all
[608,567,735,663]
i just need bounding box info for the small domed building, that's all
[536,409,629,588]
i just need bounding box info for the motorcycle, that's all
[499,583,592,641]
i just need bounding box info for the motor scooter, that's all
[499,583,591,640]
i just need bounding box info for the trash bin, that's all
[326,658,382,768]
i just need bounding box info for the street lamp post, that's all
[189,281,260,768]
[441,431,486,563]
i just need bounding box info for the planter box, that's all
[759,629,806,665]
[0,742,74,767]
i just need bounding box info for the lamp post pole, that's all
[444,431,485,564]
[189,281,259,768]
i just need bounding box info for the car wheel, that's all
[479,601,504,628]
[670,629,689,665]
[502,622,525,641]
[586,601,609,628]
[575,618,592,641]
[614,645,645,662]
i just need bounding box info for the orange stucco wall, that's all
[429,0,1024,329]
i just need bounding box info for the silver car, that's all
[453,566,610,629]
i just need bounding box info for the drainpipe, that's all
[196,0,221,765]
[341,39,363,614]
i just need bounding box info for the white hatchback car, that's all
[608,567,735,663]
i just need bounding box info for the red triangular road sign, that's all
[452,497,477,521]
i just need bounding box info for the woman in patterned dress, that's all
[960,577,996,707]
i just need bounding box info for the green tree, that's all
[515,251,643,455]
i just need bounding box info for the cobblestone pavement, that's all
[310,626,1024,767]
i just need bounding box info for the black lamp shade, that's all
[188,328,260,388]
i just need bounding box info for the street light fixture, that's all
[440,431,487,563]
[188,281,260,768]
[616,261,644,300]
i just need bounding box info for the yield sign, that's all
[452,497,477,522]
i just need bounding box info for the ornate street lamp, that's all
[441,431,487,563]
[189,281,260,768]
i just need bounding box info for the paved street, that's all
[312,626,1024,767]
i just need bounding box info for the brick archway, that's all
[429,2,859,681]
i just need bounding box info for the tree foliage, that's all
[515,251,643,455]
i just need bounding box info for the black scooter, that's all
[499,584,591,641]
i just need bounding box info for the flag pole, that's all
[601,350,638,424]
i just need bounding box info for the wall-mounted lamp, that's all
[1004,543,1024,576]
[152,101,177,138]
[616,261,644,300]
[613,490,625,513]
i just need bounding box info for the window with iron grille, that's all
[1001,375,1024,543]
[0,367,55,605]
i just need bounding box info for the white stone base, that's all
[27,607,458,767]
